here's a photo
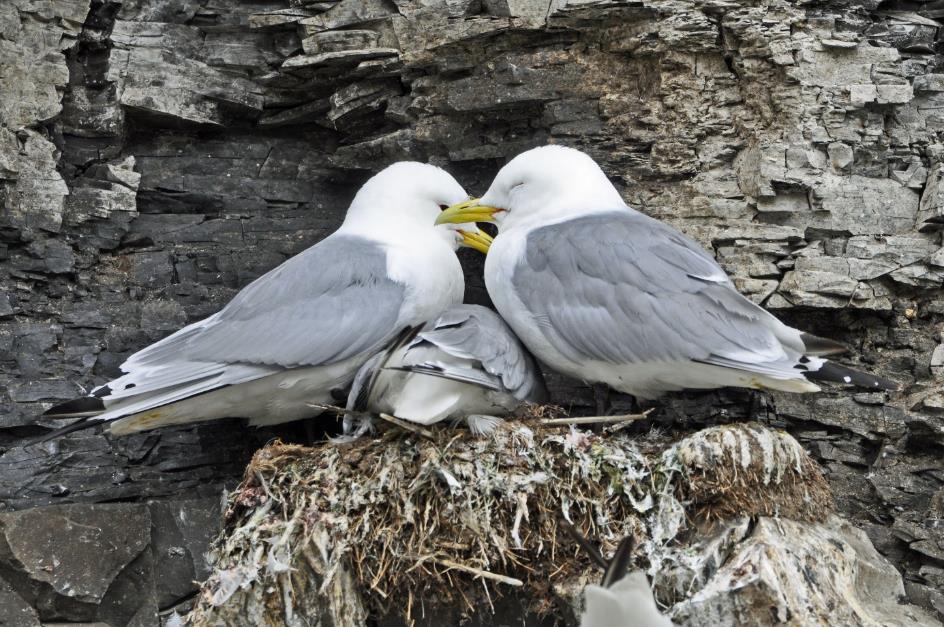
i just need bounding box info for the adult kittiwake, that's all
[436,145,899,398]
[343,304,547,436]
[42,162,491,437]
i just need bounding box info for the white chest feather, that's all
[484,230,569,373]
[387,238,464,326]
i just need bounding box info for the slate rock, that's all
[0,503,150,604]
[1,0,943,620]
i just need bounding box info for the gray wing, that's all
[112,235,405,392]
[345,326,420,413]
[513,211,788,370]
[410,304,548,401]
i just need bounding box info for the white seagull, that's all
[42,162,491,437]
[436,145,899,399]
[342,304,547,436]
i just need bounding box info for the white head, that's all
[341,161,490,252]
[437,146,626,236]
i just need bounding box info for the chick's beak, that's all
[457,229,493,254]
[435,198,502,226]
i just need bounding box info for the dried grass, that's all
[203,418,654,621]
[193,418,833,624]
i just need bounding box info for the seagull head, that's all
[435,145,625,248]
[342,161,492,253]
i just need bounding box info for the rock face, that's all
[0,0,942,623]
[0,499,219,625]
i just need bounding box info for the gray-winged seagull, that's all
[342,303,547,436]
[436,145,898,398]
[43,162,491,436]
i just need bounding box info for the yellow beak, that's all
[458,229,493,254]
[435,198,503,226]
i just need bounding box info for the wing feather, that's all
[513,211,795,376]
[86,234,406,418]
[412,305,547,401]
[124,235,404,371]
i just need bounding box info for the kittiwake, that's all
[436,145,899,398]
[343,304,547,436]
[561,526,674,627]
[42,162,490,437]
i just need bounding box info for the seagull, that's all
[561,522,674,627]
[342,304,547,436]
[41,162,492,437]
[436,145,899,399]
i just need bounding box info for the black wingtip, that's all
[800,333,849,357]
[31,416,103,445]
[804,361,900,391]
[43,396,106,418]
[601,536,635,588]
[560,519,609,570]
[386,363,445,374]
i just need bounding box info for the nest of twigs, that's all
[189,417,834,625]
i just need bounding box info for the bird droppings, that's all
[186,420,854,626]
[663,423,832,525]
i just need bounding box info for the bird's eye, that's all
[439,204,448,211]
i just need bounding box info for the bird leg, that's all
[592,382,611,416]
[746,390,774,424]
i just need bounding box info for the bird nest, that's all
[188,418,833,625]
[665,423,833,526]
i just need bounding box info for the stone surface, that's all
[0,503,157,624]
[0,500,221,625]
[0,504,148,602]
[0,0,942,622]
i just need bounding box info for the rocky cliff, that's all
[0,0,942,623]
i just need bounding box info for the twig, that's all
[430,557,523,587]
[379,413,435,439]
[306,403,374,420]
[541,409,653,426]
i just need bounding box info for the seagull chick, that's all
[343,304,547,437]
[42,162,484,437]
[437,145,899,399]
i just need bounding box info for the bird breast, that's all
[387,237,465,324]
[484,229,564,371]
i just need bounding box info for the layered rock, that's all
[0,0,942,622]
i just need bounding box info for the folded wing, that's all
[512,211,802,380]
[47,235,407,424]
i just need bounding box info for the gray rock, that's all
[1,0,943,621]
[302,29,380,54]
[0,576,39,627]
[147,499,221,608]
[0,504,149,603]
[668,516,940,626]
[281,47,399,69]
